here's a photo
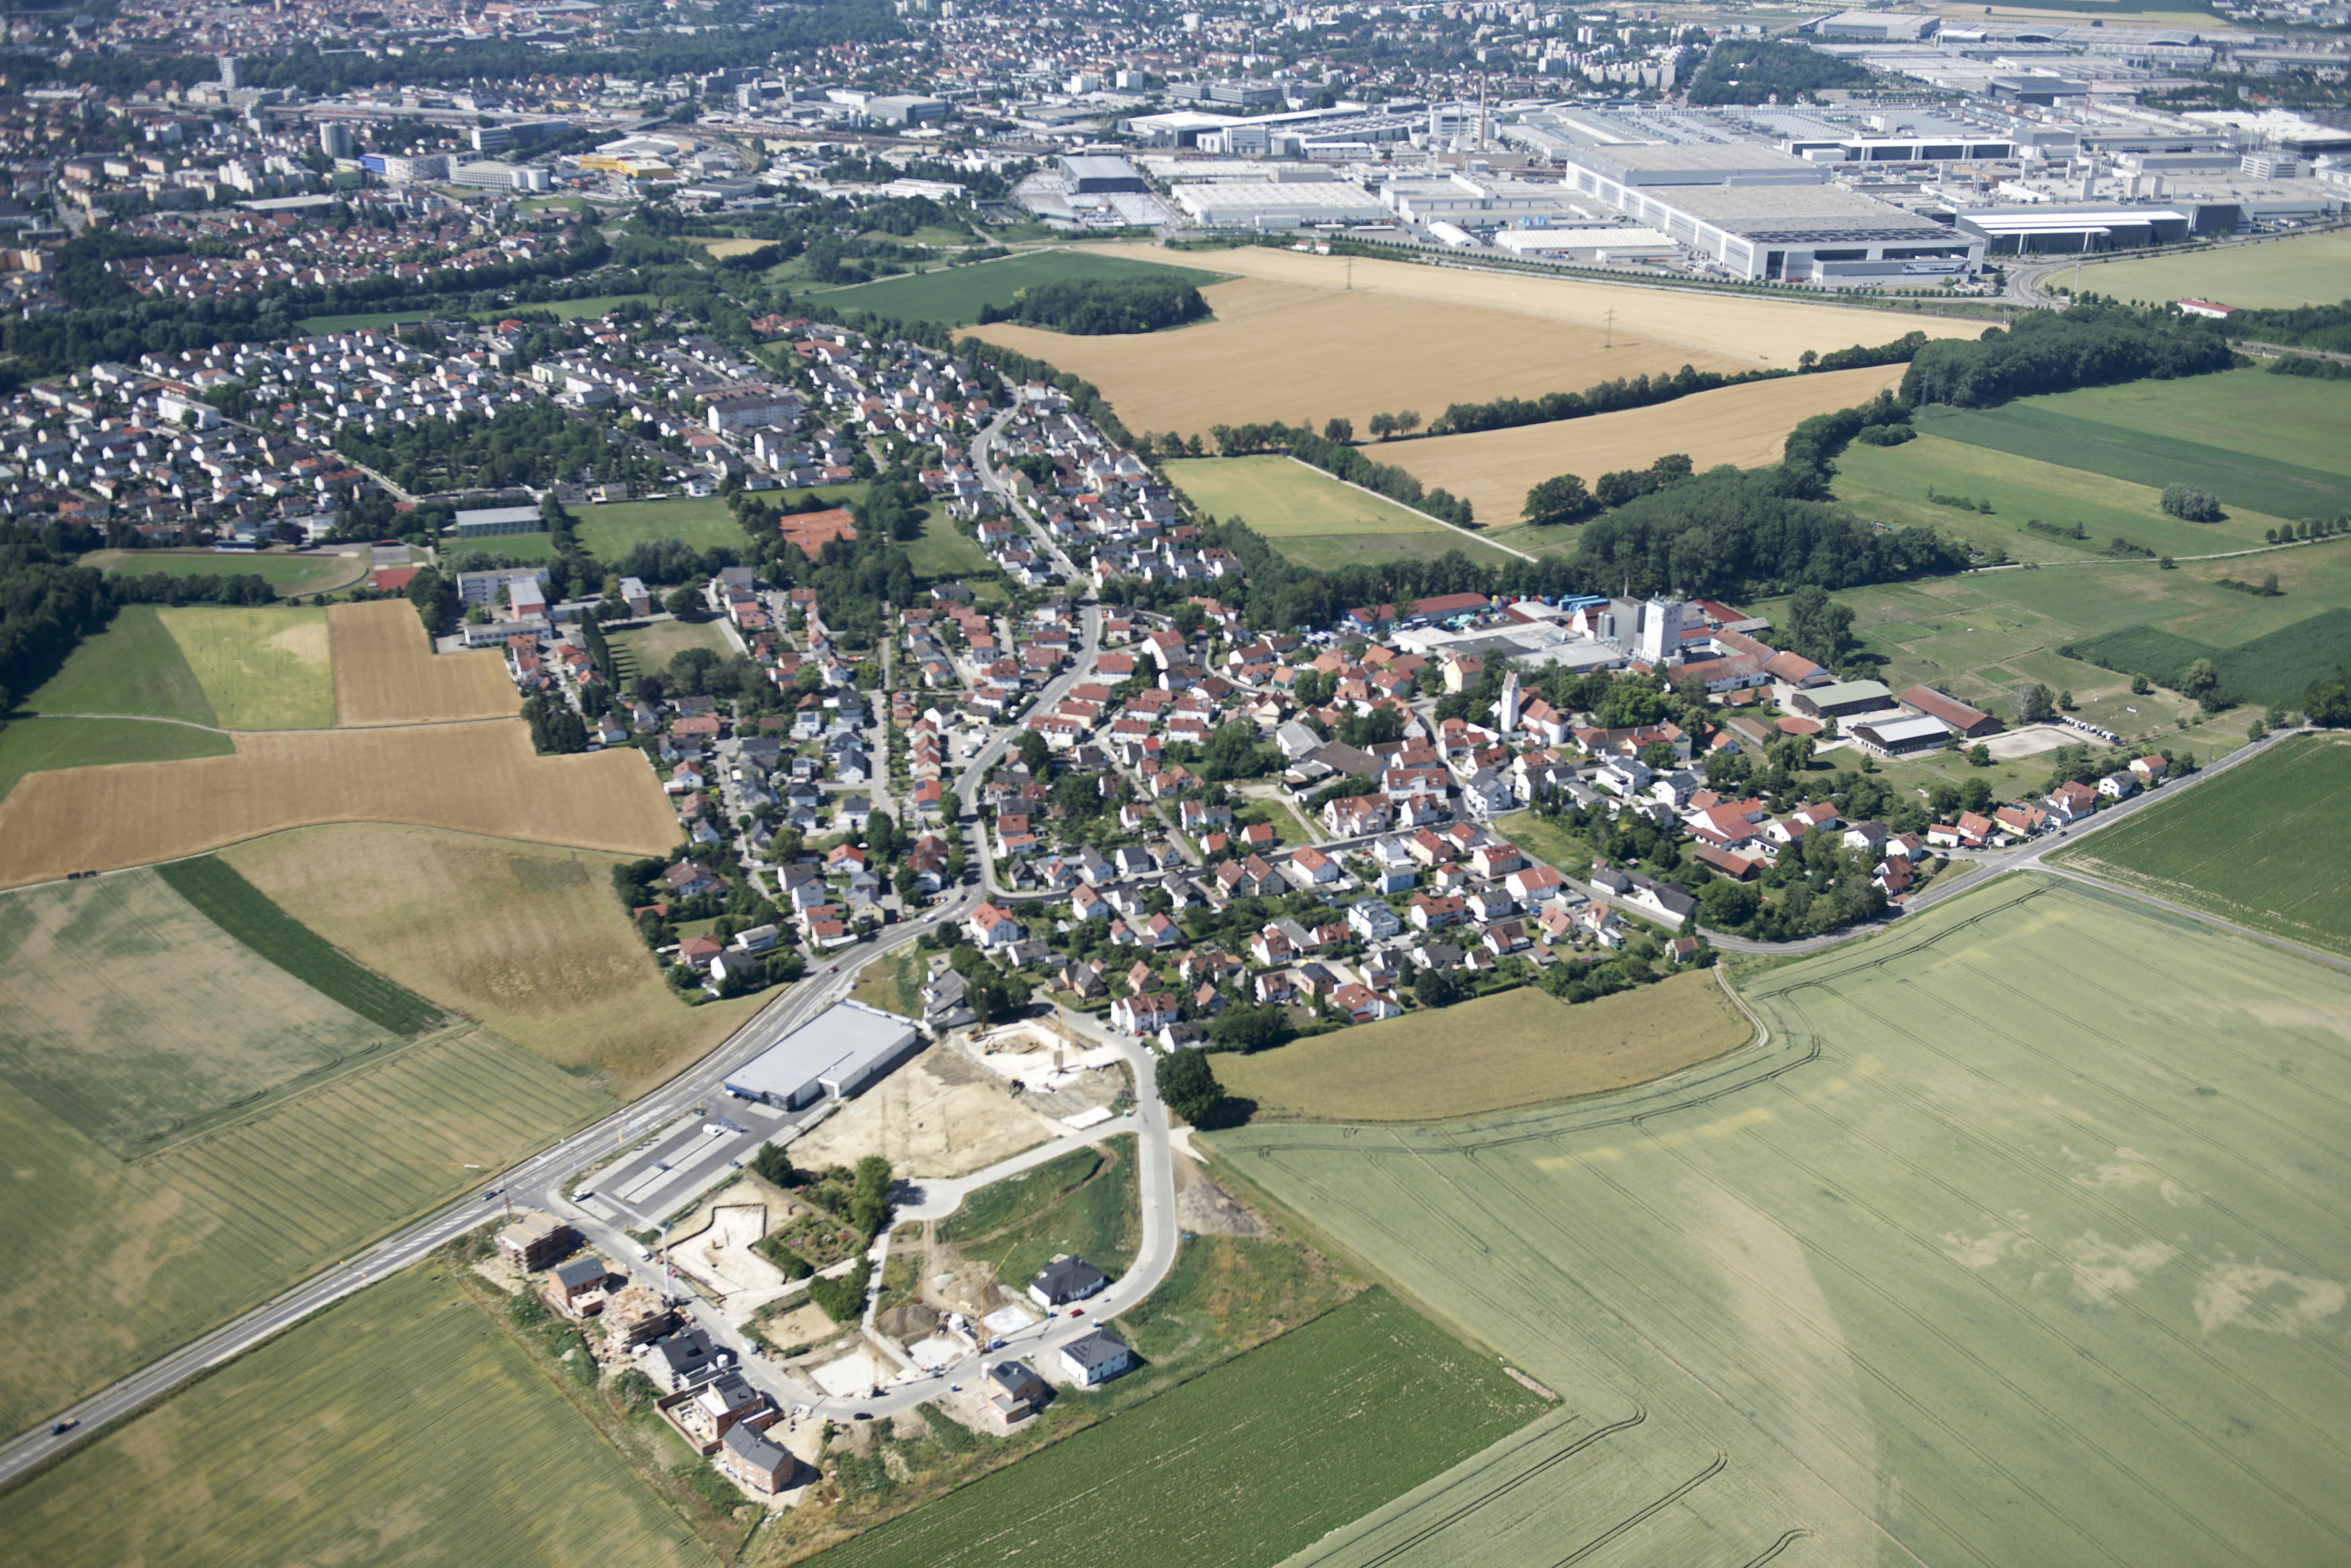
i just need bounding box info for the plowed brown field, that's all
[1396,362,1910,529]
[961,244,1974,439]
[330,600,518,725]
[0,721,676,888]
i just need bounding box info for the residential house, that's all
[1059,1329,1135,1387]
[1028,1256,1108,1309]
[1109,989,1180,1035]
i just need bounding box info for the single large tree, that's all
[1523,473,1594,526]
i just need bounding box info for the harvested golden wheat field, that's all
[965,273,1751,438]
[1396,361,1910,529]
[220,824,761,1095]
[0,721,677,888]
[329,599,519,725]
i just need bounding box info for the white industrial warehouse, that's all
[722,1001,923,1109]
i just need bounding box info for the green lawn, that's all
[937,1146,1102,1244]
[0,715,233,803]
[573,496,746,559]
[2052,732,2351,955]
[819,1289,1547,1568]
[610,618,736,693]
[1163,454,1517,571]
[1210,874,2351,1568]
[2071,229,2351,310]
[948,1138,1142,1290]
[445,532,559,565]
[26,604,218,726]
[1917,368,2351,522]
[81,549,369,598]
[0,1266,711,1568]
[899,506,992,582]
[806,249,1228,327]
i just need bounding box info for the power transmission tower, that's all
[1603,306,1614,349]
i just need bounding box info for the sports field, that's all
[0,1025,611,1435]
[219,823,764,1096]
[328,598,517,725]
[0,1266,711,1568]
[1210,875,2351,1568]
[1396,362,1910,531]
[811,247,1227,326]
[2073,229,2351,310]
[819,1289,1547,1568]
[1916,369,2351,522]
[1216,973,1751,1123]
[81,547,370,598]
[1161,454,1517,570]
[0,719,680,888]
[0,716,233,803]
[573,496,746,558]
[0,869,410,1158]
[26,604,338,730]
[2052,733,2351,956]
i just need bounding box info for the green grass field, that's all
[154,857,443,1035]
[26,604,219,726]
[447,531,560,565]
[572,496,746,559]
[0,1022,611,1434]
[1216,972,1752,1123]
[0,1266,712,1568]
[0,716,233,803]
[807,249,1228,327]
[1830,430,2284,563]
[819,1289,1546,1568]
[946,1138,1142,1290]
[0,868,410,1158]
[938,1146,1101,1243]
[154,605,337,729]
[609,618,736,693]
[1756,541,2351,748]
[1210,874,2351,1568]
[82,549,370,598]
[899,506,992,582]
[28,602,341,731]
[2052,733,2351,955]
[2073,230,2351,310]
[1163,454,1517,571]
[1917,368,2351,522]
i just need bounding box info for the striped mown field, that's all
[0,1266,711,1568]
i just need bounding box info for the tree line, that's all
[1423,334,1924,441]
[976,277,1211,336]
[1898,298,2236,408]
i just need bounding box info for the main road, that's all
[0,389,1156,1479]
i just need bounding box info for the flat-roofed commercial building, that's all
[1061,154,1147,194]
[1554,144,1982,281]
[721,1001,922,1110]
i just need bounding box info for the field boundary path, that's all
[1286,457,1538,561]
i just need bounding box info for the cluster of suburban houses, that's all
[495,1209,805,1500]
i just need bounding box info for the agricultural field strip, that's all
[2049,734,2351,956]
[817,1289,1548,1568]
[153,856,443,1035]
[0,1266,711,1568]
[0,1027,615,1437]
[1218,877,2351,1567]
